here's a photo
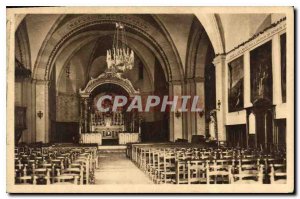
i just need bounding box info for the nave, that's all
[14,142,286,185]
[14,144,153,185]
[95,151,153,184]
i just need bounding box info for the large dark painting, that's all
[280,33,286,103]
[228,56,244,112]
[250,41,273,103]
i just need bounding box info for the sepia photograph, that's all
[6,6,294,193]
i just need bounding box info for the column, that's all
[81,97,89,133]
[35,80,50,143]
[79,97,83,134]
[244,51,252,108]
[168,81,183,142]
[22,78,36,143]
[272,34,282,105]
[213,55,226,142]
[183,79,196,142]
[195,79,205,137]
[30,79,37,143]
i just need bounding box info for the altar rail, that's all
[119,133,139,145]
[80,133,139,145]
[80,133,102,145]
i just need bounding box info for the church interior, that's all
[14,13,290,185]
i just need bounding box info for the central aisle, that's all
[94,151,153,184]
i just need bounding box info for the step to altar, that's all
[97,145,127,153]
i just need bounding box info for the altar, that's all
[80,132,140,145]
[80,112,140,145]
[78,64,141,145]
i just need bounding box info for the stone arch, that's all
[15,20,32,69]
[151,15,185,80]
[185,17,217,79]
[194,14,225,55]
[183,16,218,141]
[32,14,184,83]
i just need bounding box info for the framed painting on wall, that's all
[250,41,273,103]
[228,56,244,112]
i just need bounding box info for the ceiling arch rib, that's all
[15,14,27,31]
[54,31,102,84]
[15,20,32,69]
[194,33,211,78]
[56,36,97,95]
[151,15,186,76]
[185,17,205,79]
[85,38,103,84]
[185,17,215,80]
[194,13,225,55]
[24,14,64,71]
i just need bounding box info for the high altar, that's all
[78,71,141,145]
[78,22,141,145]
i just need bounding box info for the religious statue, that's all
[209,115,216,140]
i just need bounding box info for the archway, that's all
[184,17,216,141]
[77,68,142,145]
[15,13,225,144]
[32,14,184,83]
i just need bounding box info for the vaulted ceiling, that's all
[15,13,285,90]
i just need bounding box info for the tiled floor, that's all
[94,152,153,184]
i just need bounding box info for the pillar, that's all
[84,98,89,133]
[183,79,196,142]
[79,96,90,133]
[195,79,205,137]
[21,78,36,143]
[168,81,183,142]
[244,51,252,108]
[213,55,226,142]
[15,78,37,144]
[30,79,37,143]
[35,80,50,143]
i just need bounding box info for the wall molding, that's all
[226,17,286,60]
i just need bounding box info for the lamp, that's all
[37,111,43,119]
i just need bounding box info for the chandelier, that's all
[106,22,134,73]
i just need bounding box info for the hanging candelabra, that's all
[106,22,134,73]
